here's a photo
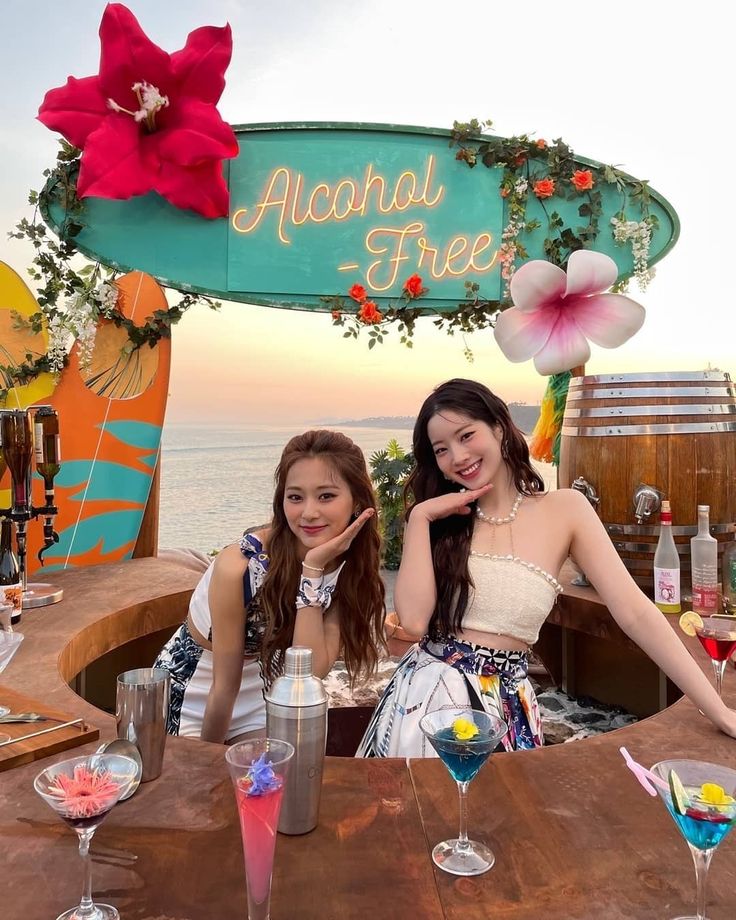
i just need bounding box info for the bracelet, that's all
[295,561,346,611]
[301,562,324,574]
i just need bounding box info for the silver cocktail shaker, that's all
[265,646,327,835]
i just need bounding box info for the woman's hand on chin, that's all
[302,508,375,570]
[413,483,493,523]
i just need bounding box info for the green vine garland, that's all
[326,117,659,351]
[2,141,220,400]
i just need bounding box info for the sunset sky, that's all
[1,0,734,424]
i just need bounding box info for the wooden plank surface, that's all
[0,685,98,771]
[3,745,443,920]
[409,701,736,920]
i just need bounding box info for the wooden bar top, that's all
[1,558,735,919]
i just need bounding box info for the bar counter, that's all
[2,557,735,919]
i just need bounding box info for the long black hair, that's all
[405,378,545,638]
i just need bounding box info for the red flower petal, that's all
[77,117,156,200]
[154,160,230,218]
[170,24,233,105]
[156,98,238,166]
[98,4,172,103]
[37,75,108,148]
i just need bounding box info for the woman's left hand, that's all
[302,509,375,570]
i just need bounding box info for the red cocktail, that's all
[695,615,736,697]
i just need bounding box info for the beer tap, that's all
[0,407,63,608]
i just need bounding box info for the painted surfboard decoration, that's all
[0,267,170,573]
[40,122,680,312]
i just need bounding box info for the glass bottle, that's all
[34,406,61,501]
[690,505,719,616]
[0,410,33,513]
[0,414,7,483]
[654,500,681,614]
[722,534,736,614]
[0,518,21,625]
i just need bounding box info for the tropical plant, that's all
[369,439,414,570]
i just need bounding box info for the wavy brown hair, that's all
[406,379,545,639]
[257,430,385,684]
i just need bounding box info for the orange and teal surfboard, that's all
[0,264,170,573]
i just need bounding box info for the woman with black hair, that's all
[358,378,736,757]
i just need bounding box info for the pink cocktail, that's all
[695,615,736,697]
[226,739,294,920]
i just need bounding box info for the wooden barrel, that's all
[558,370,736,594]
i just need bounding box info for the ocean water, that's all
[158,424,556,554]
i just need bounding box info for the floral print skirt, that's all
[356,635,543,758]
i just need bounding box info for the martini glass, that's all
[419,706,507,876]
[694,614,736,697]
[34,752,139,920]
[651,759,736,920]
[226,738,294,920]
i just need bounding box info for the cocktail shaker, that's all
[265,646,327,835]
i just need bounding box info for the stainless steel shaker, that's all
[265,646,327,835]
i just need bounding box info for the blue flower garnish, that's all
[244,753,280,796]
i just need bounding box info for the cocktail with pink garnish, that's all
[226,738,294,920]
[622,748,736,919]
[34,752,139,920]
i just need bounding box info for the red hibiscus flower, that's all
[402,274,424,299]
[533,177,556,199]
[349,283,367,303]
[358,301,383,324]
[37,4,239,218]
[570,170,594,192]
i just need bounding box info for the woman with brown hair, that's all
[155,430,385,743]
[358,378,736,757]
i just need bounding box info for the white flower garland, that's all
[46,281,120,374]
[610,216,654,291]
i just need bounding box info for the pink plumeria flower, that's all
[494,250,645,375]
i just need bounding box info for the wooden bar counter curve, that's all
[1,557,735,920]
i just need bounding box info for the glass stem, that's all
[712,659,727,697]
[76,829,97,918]
[456,781,471,851]
[688,842,714,920]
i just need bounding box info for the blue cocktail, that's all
[419,707,507,876]
[651,759,736,920]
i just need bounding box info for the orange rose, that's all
[403,274,424,299]
[358,301,383,324]
[500,188,510,198]
[533,177,555,199]
[570,169,594,192]
[536,139,547,149]
[349,283,367,303]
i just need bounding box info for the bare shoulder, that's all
[212,542,251,582]
[525,488,588,514]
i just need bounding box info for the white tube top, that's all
[460,553,563,646]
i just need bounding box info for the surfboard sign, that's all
[41,122,680,311]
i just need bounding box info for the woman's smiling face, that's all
[283,456,354,551]
[427,410,505,488]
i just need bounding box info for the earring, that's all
[352,509,360,521]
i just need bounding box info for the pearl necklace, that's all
[475,492,523,525]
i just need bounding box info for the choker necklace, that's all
[476,492,523,525]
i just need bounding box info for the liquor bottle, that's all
[0,518,21,625]
[265,647,327,835]
[723,534,736,614]
[654,500,681,614]
[34,406,61,501]
[0,414,6,483]
[690,505,719,616]
[0,410,33,511]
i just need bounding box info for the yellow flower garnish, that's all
[452,718,479,741]
[699,783,736,807]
